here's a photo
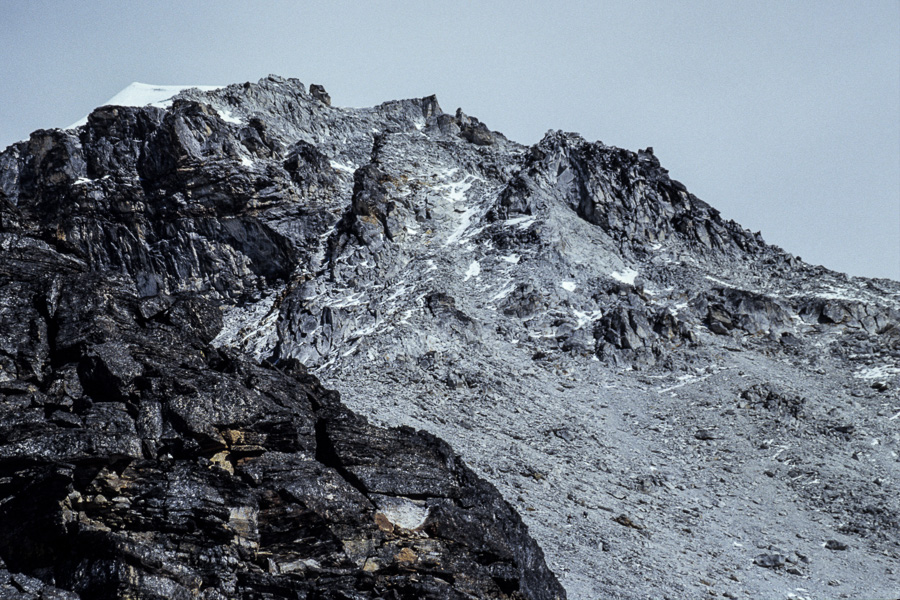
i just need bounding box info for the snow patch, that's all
[217,108,244,124]
[438,178,473,204]
[444,207,477,247]
[572,309,603,329]
[500,254,520,264]
[657,373,713,394]
[329,291,366,309]
[560,281,577,292]
[66,82,223,129]
[611,268,639,286]
[704,275,731,287]
[330,160,356,173]
[784,283,875,303]
[463,261,481,282]
[505,215,537,229]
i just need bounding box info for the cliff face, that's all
[2,75,899,599]
[0,79,564,599]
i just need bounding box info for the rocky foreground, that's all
[0,79,564,599]
[1,76,899,599]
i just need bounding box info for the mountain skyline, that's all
[1,1,898,281]
[2,75,897,598]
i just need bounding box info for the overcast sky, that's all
[2,1,898,280]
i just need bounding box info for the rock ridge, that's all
[0,76,564,600]
[2,74,899,599]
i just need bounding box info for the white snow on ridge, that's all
[611,268,639,286]
[560,281,577,292]
[66,82,223,130]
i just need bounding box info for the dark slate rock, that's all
[0,78,565,599]
[753,553,787,569]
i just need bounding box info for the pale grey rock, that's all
[3,74,899,599]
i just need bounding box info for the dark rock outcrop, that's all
[309,84,331,107]
[490,131,765,258]
[0,80,564,599]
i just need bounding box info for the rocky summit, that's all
[0,75,898,599]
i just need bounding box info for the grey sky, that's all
[2,0,898,280]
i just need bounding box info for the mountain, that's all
[1,75,898,599]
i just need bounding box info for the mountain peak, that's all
[65,81,225,130]
[1,75,898,599]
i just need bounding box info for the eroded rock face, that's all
[0,253,563,600]
[2,75,899,599]
[0,78,563,600]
